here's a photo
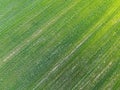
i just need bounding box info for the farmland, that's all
[0,0,120,90]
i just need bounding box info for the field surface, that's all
[0,0,120,90]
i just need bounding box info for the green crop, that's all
[0,0,120,90]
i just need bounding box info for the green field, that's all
[0,0,120,90]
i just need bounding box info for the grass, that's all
[0,0,120,90]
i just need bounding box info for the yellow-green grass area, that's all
[0,0,120,90]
